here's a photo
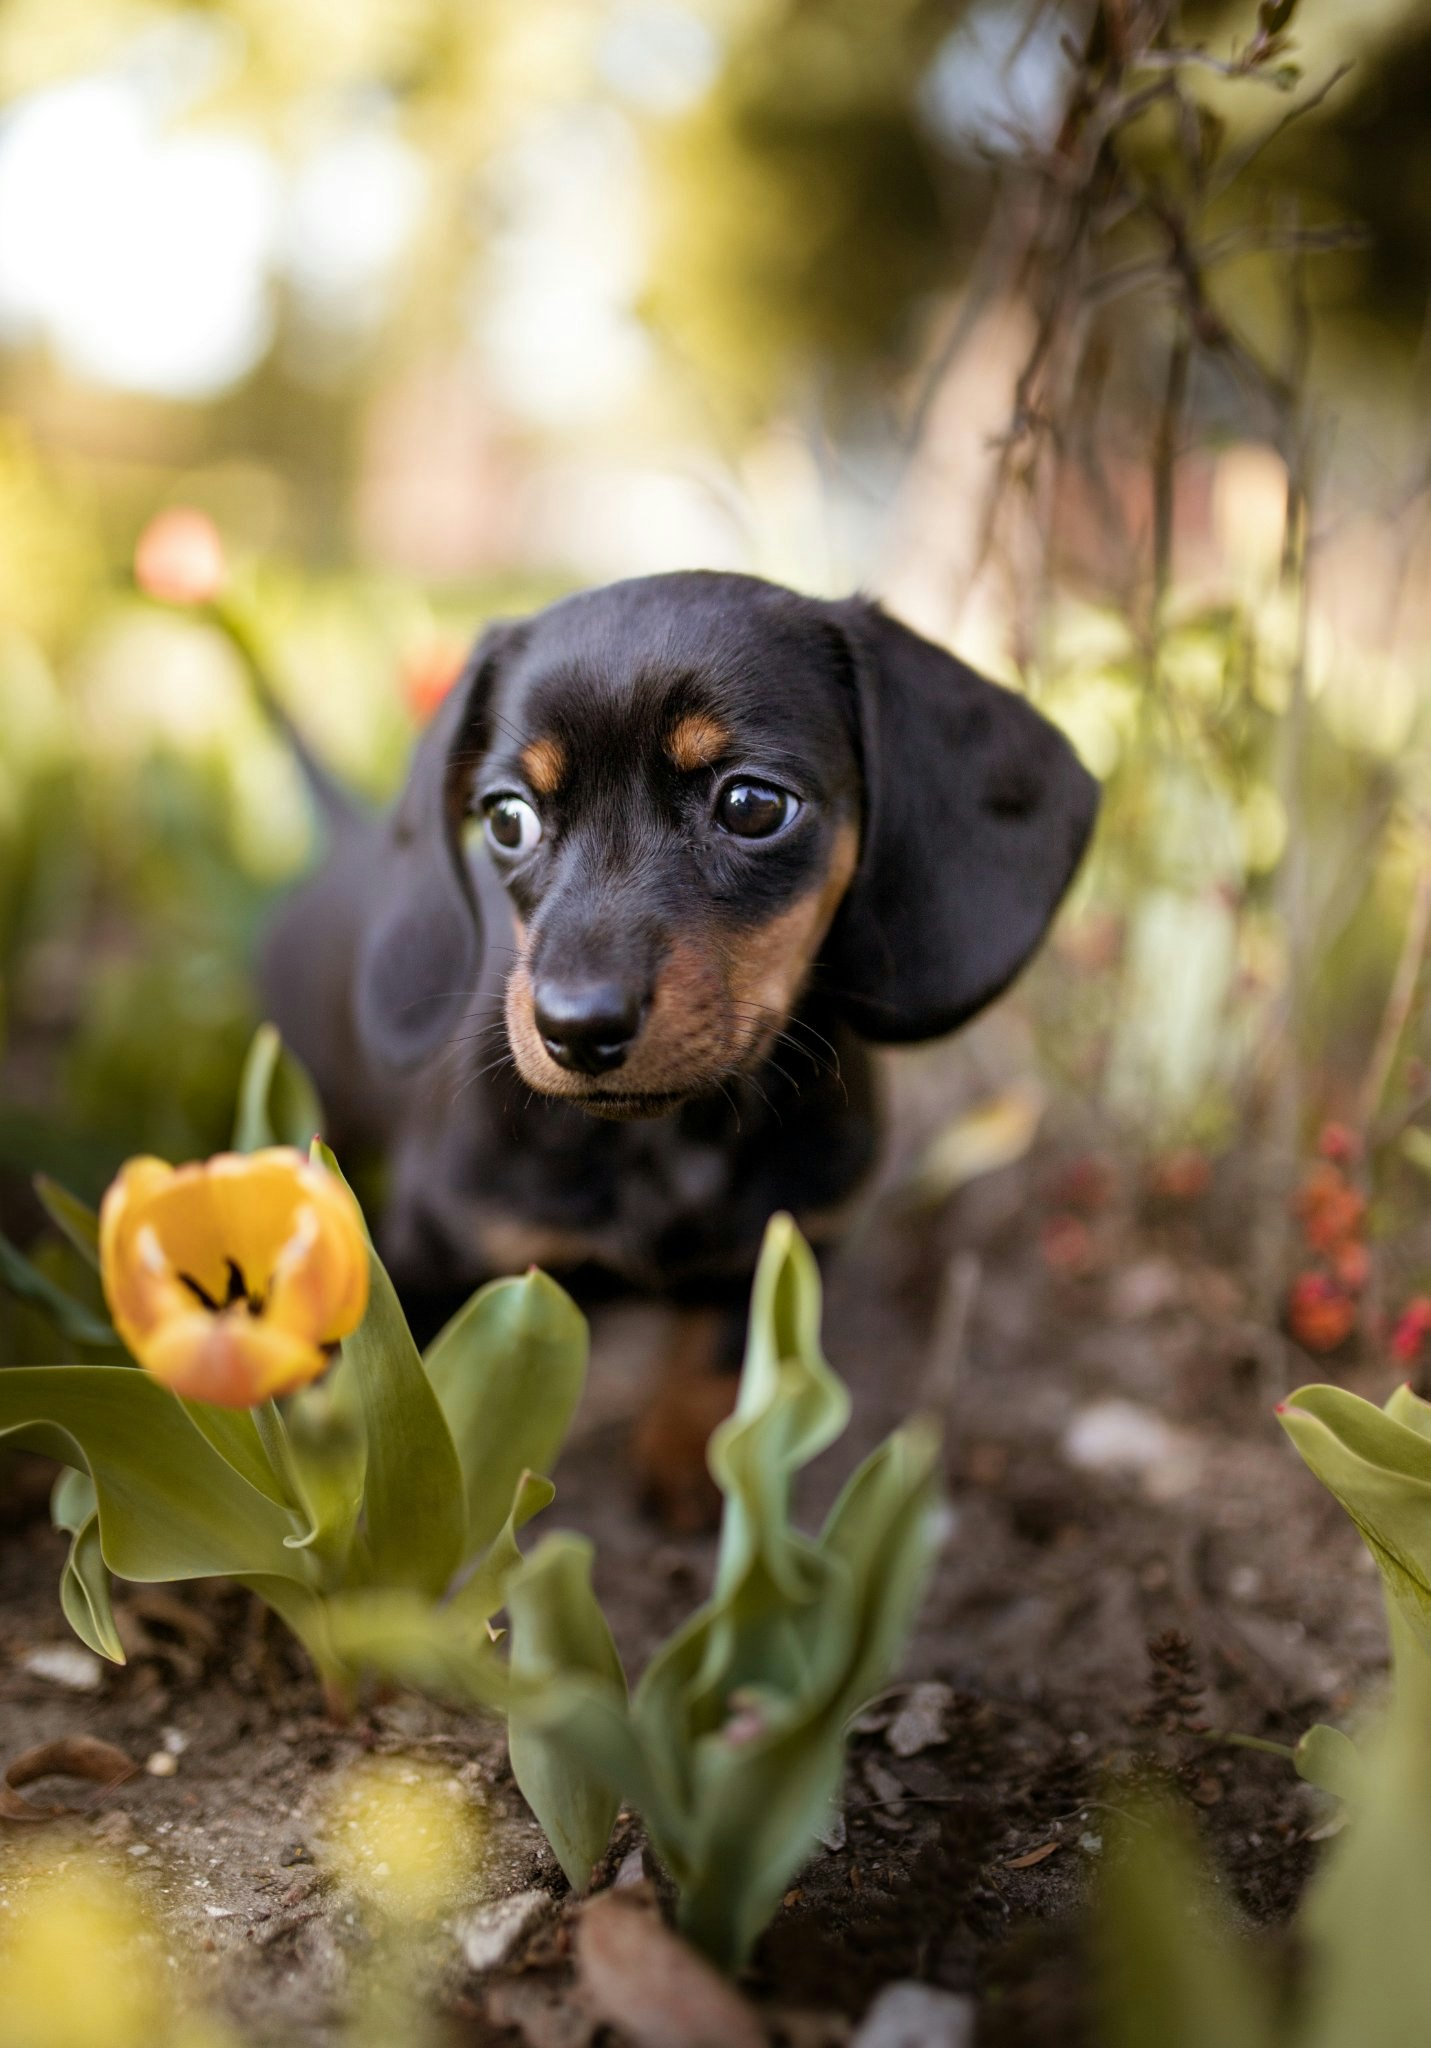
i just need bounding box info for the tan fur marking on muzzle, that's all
[500,818,860,1113]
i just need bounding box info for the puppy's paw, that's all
[630,1370,736,1534]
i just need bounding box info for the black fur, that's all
[263,571,1097,1305]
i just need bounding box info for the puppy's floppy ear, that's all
[821,599,1098,1044]
[353,623,513,1070]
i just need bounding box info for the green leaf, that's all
[450,1469,555,1628]
[0,1368,310,1589]
[1295,1723,1364,1804]
[1298,1606,1431,2048]
[318,1591,507,1706]
[0,1228,119,1349]
[820,1419,943,1713]
[508,1217,943,1966]
[1278,1385,1431,1652]
[281,1365,368,1579]
[233,1023,324,1154]
[33,1176,101,1270]
[178,1400,292,1509]
[338,1217,466,1598]
[707,1214,850,1612]
[506,1534,628,1892]
[1095,1801,1276,2048]
[424,1271,588,1561]
[51,1467,125,1664]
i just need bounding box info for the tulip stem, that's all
[1201,1729,1297,1762]
[254,1398,305,1516]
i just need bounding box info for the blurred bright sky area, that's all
[0,3,1069,414]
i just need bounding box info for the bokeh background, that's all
[3,0,1431,1349]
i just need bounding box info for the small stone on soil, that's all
[852,1982,975,2048]
[885,1682,953,1758]
[20,1643,104,1692]
[457,1887,553,1973]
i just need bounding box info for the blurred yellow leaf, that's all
[906,1079,1046,1206]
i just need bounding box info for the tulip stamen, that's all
[176,1259,266,1319]
[178,1271,221,1312]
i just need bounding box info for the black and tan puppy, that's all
[264,571,1097,1518]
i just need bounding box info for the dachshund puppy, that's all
[264,572,1097,1520]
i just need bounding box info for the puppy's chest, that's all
[387,1043,876,1293]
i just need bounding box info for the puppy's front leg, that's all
[631,1304,744,1532]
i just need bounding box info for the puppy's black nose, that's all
[532,979,644,1075]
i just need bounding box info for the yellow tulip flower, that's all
[99,1149,369,1407]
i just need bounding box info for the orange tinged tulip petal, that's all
[99,1149,368,1407]
[134,508,227,606]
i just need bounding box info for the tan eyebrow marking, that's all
[520,736,567,796]
[665,712,730,773]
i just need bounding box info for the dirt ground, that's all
[0,1040,1391,2045]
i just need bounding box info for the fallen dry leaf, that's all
[578,1888,765,2048]
[1,1736,139,1821]
[1005,1842,1059,1869]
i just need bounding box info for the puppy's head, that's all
[355,573,1098,1115]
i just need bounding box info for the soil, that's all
[0,1036,1392,2046]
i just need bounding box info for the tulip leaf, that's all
[338,1230,466,1598]
[506,1534,629,1892]
[51,1467,125,1664]
[450,1469,556,1628]
[177,1400,293,1509]
[1095,1801,1277,2048]
[0,1368,311,1587]
[0,1228,119,1349]
[1279,1385,1431,1650]
[505,1215,945,1967]
[424,1272,588,1560]
[1295,1722,1364,1805]
[1298,1605,1431,2048]
[233,1024,324,1154]
[33,1176,101,1270]
[318,1591,508,1708]
[280,1365,368,1579]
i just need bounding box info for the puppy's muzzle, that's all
[531,975,648,1076]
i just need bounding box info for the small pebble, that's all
[819,1811,848,1854]
[145,1751,178,1778]
[886,1682,953,1759]
[457,1888,552,1973]
[21,1644,104,1693]
[853,1982,975,2048]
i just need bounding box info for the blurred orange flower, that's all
[1040,1212,1095,1276]
[1287,1272,1357,1353]
[1146,1147,1212,1201]
[1331,1239,1370,1293]
[401,640,466,723]
[134,508,228,607]
[1295,1163,1365,1255]
[1392,1296,1431,1365]
[99,1149,368,1407]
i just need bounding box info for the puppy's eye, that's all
[483,795,543,857]
[714,780,799,840]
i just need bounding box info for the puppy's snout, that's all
[532,977,647,1076]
